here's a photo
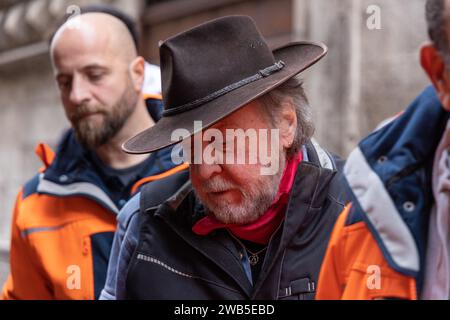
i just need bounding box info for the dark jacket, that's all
[105,140,348,300]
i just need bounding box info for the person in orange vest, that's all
[2,8,187,300]
[316,0,450,300]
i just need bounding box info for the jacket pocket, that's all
[131,252,244,299]
[343,262,416,300]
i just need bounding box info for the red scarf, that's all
[192,152,302,245]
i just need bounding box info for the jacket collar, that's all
[37,130,176,214]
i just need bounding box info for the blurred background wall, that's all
[0,0,430,287]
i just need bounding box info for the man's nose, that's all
[69,75,91,105]
[194,162,223,180]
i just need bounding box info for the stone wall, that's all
[293,0,430,156]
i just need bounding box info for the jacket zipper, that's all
[136,252,243,295]
[136,253,193,278]
[251,222,286,298]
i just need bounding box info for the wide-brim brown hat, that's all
[123,15,327,154]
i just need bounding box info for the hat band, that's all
[162,60,286,117]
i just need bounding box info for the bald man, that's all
[2,12,187,300]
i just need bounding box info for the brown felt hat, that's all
[123,15,327,154]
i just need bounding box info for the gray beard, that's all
[195,153,286,225]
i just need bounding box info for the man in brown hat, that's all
[101,15,348,300]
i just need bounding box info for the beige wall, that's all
[293,0,430,156]
[0,55,67,251]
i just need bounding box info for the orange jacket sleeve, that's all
[316,204,417,300]
[2,190,53,300]
[316,205,350,300]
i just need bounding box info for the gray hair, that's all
[426,0,450,65]
[258,76,314,159]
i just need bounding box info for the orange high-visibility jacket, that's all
[2,118,188,300]
[316,205,417,300]
[317,86,448,300]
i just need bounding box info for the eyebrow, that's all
[55,64,109,78]
[82,64,109,72]
[212,120,236,131]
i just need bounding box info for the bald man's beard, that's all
[69,82,139,150]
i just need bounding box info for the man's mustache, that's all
[69,104,106,122]
[202,178,241,194]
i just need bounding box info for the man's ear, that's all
[278,98,297,149]
[420,44,450,110]
[129,56,145,92]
